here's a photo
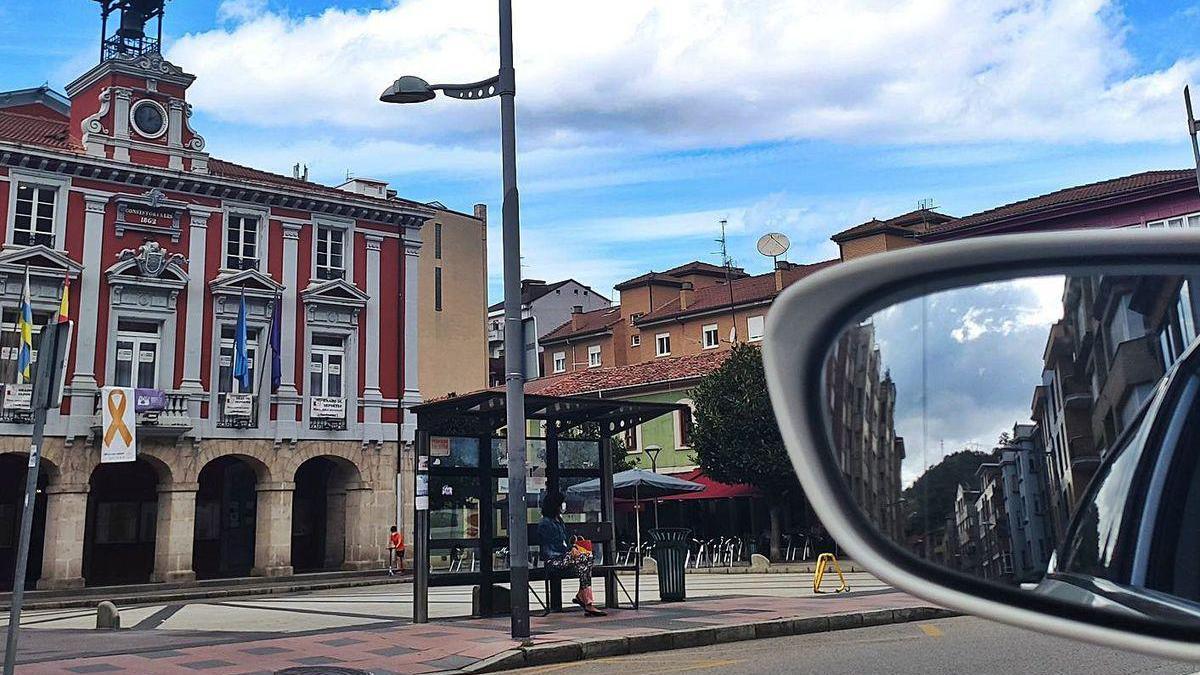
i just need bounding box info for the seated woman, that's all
[537,491,606,616]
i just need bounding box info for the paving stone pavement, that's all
[4,574,937,674]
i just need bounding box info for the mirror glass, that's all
[824,271,1200,625]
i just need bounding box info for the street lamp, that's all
[644,445,662,529]
[380,0,530,640]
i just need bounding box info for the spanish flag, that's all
[57,276,69,323]
[15,268,33,384]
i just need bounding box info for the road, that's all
[508,615,1200,675]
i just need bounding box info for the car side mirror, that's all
[764,229,1200,660]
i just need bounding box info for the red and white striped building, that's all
[0,36,431,589]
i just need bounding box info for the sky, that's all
[868,276,1066,486]
[3,1,1200,303]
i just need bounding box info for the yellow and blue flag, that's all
[16,268,33,383]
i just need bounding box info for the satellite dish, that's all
[757,232,791,259]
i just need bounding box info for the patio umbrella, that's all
[567,469,705,557]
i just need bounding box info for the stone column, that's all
[276,222,302,432]
[252,481,294,577]
[363,234,384,429]
[111,88,131,163]
[180,207,212,420]
[342,482,378,570]
[152,482,198,583]
[69,194,109,421]
[324,487,347,569]
[37,483,89,590]
[401,236,422,441]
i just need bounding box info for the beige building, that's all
[418,204,489,401]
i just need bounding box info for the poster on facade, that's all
[429,437,451,457]
[224,393,254,417]
[310,396,345,419]
[100,386,137,463]
[3,384,31,410]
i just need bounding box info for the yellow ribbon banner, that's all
[100,387,136,463]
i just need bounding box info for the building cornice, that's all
[0,143,433,229]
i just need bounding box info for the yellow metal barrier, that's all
[812,552,849,593]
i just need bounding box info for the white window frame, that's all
[224,212,262,271]
[656,333,671,357]
[552,351,566,373]
[311,216,354,281]
[218,325,259,395]
[309,335,345,398]
[315,224,346,280]
[222,201,268,270]
[702,323,719,349]
[1143,212,1200,229]
[113,323,161,389]
[674,397,695,449]
[587,344,601,368]
[747,315,765,342]
[5,170,69,249]
[630,334,640,347]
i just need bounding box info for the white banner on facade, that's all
[100,386,137,463]
[3,384,31,411]
[224,393,254,417]
[310,396,345,419]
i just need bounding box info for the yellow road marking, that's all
[918,623,944,638]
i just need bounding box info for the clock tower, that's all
[65,0,209,173]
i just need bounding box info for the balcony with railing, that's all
[309,397,347,431]
[91,390,192,436]
[217,392,258,429]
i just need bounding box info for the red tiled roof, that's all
[635,259,838,325]
[0,111,80,152]
[540,306,622,343]
[831,208,955,242]
[529,349,731,397]
[924,170,1195,237]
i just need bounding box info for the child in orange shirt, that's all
[388,525,405,575]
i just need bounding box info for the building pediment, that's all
[301,278,369,309]
[0,244,83,279]
[210,268,285,300]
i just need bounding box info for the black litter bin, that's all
[649,528,690,602]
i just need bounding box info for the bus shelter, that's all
[410,391,685,621]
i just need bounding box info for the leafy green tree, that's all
[691,343,800,560]
[902,449,992,540]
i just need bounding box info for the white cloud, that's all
[167,0,1200,152]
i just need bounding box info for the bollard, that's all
[96,601,120,630]
[812,553,850,593]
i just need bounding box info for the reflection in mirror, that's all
[825,272,1200,623]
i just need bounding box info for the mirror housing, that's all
[764,229,1200,660]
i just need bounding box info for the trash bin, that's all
[649,528,690,602]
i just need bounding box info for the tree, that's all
[902,449,993,541]
[691,343,800,560]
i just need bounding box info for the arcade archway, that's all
[0,453,52,592]
[291,456,362,572]
[83,458,165,586]
[193,455,265,579]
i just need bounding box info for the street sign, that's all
[100,386,137,463]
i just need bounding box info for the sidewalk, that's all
[7,573,950,674]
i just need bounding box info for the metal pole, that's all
[1186,86,1200,196]
[4,405,47,675]
[650,456,659,530]
[497,0,529,641]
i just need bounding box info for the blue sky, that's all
[3,1,1200,303]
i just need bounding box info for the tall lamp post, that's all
[644,445,662,529]
[380,0,530,640]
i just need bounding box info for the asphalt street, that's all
[508,615,1200,675]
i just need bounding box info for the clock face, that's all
[131,100,167,138]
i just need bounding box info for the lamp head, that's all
[380,76,436,104]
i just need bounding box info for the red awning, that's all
[657,468,760,501]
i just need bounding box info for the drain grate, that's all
[274,662,372,667]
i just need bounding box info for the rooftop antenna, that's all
[1185,86,1200,196]
[756,232,790,269]
[916,198,939,232]
[716,219,738,343]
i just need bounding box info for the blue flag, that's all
[269,294,281,393]
[15,268,33,384]
[233,292,251,391]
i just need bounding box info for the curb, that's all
[0,575,411,612]
[450,606,961,674]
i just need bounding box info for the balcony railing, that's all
[217,393,258,429]
[309,396,346,431]
[91,389,193,435]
